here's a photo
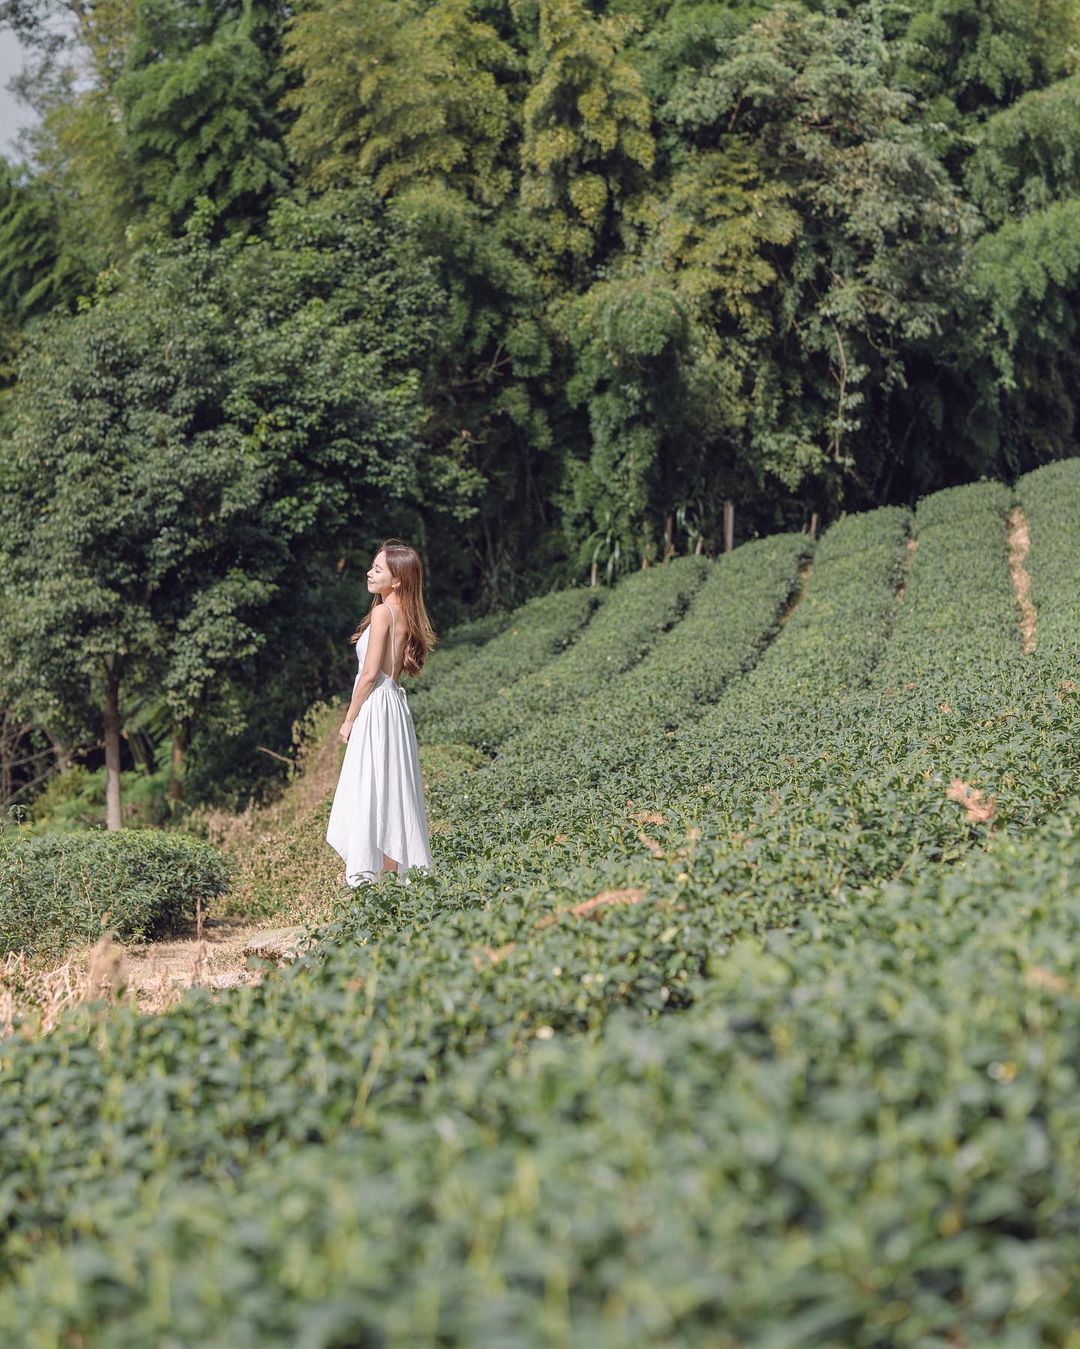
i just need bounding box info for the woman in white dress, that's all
[326,539,437,886]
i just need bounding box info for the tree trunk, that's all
[169,720,187,803]
[103,660,123,832]
[723,500,734,554]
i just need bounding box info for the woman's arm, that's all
[339,606,392,741]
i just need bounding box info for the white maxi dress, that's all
[326,607,432,885]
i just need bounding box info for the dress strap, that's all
[387,603,396,679]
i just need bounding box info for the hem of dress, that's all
[328,831,430,889]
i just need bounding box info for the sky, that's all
[0,27,39,162]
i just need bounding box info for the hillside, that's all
[0,463,1078,1343]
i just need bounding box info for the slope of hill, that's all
[0,464,1078,1344]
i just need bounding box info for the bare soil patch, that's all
[894,535,919,604]
[776,558,814,628]
[1006,506,1037,654]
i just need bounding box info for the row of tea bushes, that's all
[422,481,1074,964]
[441,506,911,874]
[405,585,603,742]
[714,504,912,706]
[0,475,1076,1342]
[638,481,1062,925]
[2,805,1076,1344]
[0,496,975,1263]
[408,610,512,693]
[1017,458,1080,654]
[417,555,710,751]
[485,530,814,817]
[0,829,231,962]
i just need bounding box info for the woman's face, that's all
[366,550,396,598]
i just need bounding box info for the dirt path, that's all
[894,534,918,604]
[121,917,307,1004]
[1,917,309,1035]
[3,719,344,1037]
[1006,506,1037,654]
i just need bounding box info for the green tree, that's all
[520,0,655,279]
[2,0,141,271]
[962,76,1080,468]
[897,0,1079,173]
[117,0,292,236]
[0,157,90,383]
[284,0,515,205]
[284,0,566,608]
[560,272,694,572]
[965,74,1080,224]
[0,189,447,825]
[0,158,88,321]
[656,5,975,519]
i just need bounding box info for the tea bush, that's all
[0,473,1077,1344]
[406,585,603,740]
[420,555,710,751]
[490,529,814,785]
[0,829,231,961]
[409,610,512,693]
[2,810,1076,1346]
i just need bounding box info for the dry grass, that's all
[534,887,648,930]
[946,778,997,825]
[193,700,347,930]
[0,916,292,1036]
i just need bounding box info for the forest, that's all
[0,0,1078,817]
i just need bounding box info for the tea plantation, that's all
[1,466,1078,1346]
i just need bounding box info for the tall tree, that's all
[118,0,292,236]
[2,0,141,270]
[649,5,975,524]
[520,0,655,281]
[284,0,566,607]
[0,156,90,382]
[896,0,1080,174]
[0,189,448,826]
[963,76,1080,467]
[284,0,514,205]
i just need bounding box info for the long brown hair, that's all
[349,538,437,677]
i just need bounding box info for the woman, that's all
[326,539,436,885]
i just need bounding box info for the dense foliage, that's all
[0,464,1076,1340]
[0,826,229,961]
[0,0,1077,811]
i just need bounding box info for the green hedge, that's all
[487,530,813,812]
[408,610,512,694]
[1,808,1076,1345]
[0,829,231,962]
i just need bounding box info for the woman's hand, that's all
[338,719,354,743]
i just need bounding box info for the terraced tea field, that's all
[1,464,1078,1345]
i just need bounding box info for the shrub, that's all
[0,829,231,962]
